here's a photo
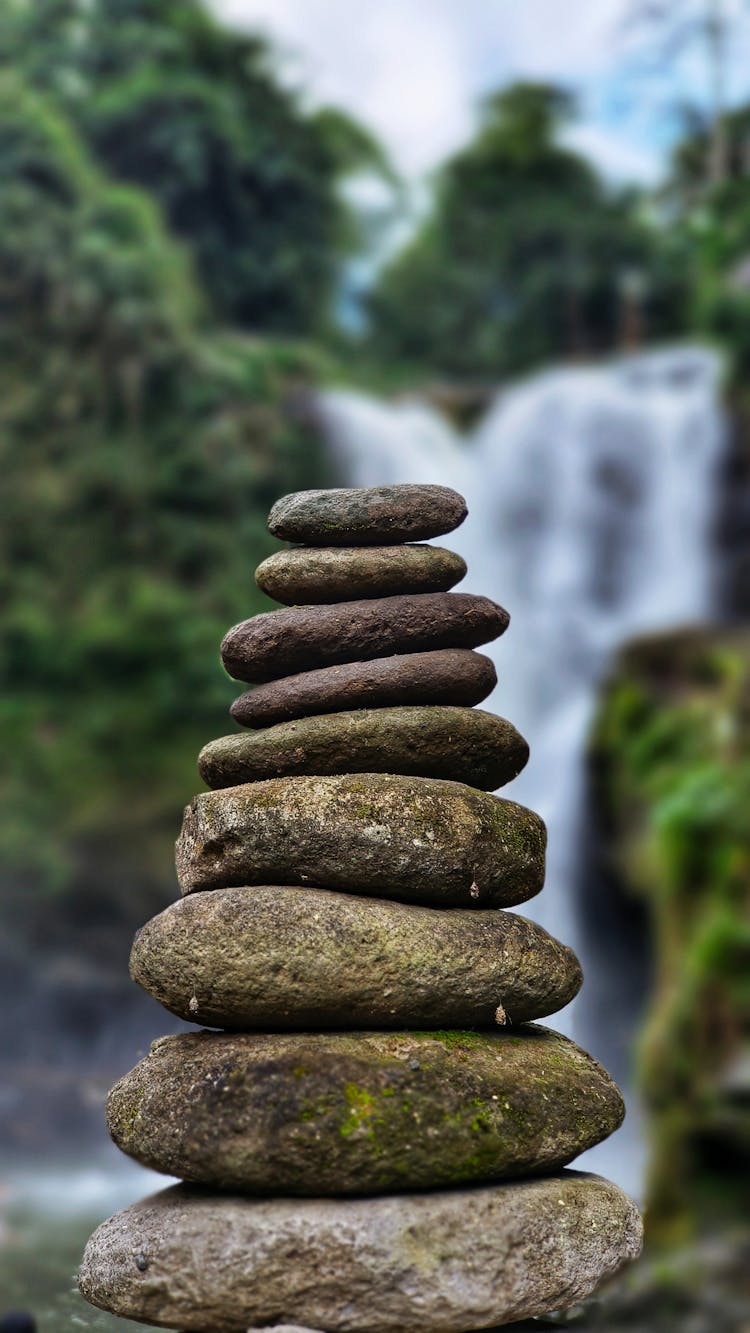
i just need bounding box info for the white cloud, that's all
[209,0,720,187]
[213,0,479,177]
[562,123,662,186]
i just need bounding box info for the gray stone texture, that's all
[105,1027,624,1194]
[79,1173,642,1332]
[175,773,546,907]
[129,885,582,1030]
[267,484,468,546]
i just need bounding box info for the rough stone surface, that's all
[175,773,546,907]
[230,649,497,728]
[221,593,509,684]
[79,1174,642,1332]
[130,886,582,1030]
[198,707,528,792]
[256,543,467,604]
[267,485,468,547]
[79,1174,642,1333]
[105,1028,624,1193]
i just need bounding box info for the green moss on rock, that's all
[105,1027,624,1195]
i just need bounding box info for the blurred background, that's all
[0,0,748,1328]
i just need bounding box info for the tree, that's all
[368,83,678,378]
[621,0,746,190]
[0,0,393,334]
[0,72,330,933]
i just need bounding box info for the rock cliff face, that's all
[590,626,750,1242]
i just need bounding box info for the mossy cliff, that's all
[590,627,750,1244]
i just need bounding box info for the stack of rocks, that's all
[79,484,642,1333]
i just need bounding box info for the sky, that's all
[209,0,750,189]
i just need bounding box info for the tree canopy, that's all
[1,0,391,333]
[0,69,330,921]
[368,83,684,377]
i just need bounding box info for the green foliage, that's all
[367,82,684,377]
[1,0,392,334]
[659,103,750,379]
[592,632,750,1242]
[669,103,750,203]
[0,73,331,915]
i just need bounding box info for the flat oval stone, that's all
[221,592,508,684]
[255,543,467,604]
[79,1174,642,1332]
[105,1028,625,1193]
[267,485,467,546]
[231,649,497,728]
[130,886,582,1029]
[175,773,546,907]
[198,707,528,792]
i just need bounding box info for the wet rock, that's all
[267,484,467,546]
[255,542,467,604]
[105,1028,624,1193]
[221,592,509,684]
[175,773,546,907]
[230,649,497,728]
[129,886,582,1030]
[199,706,528,792]
[79,1174,642,1333]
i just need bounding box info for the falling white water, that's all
[318,345,725,1194]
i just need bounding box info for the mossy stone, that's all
[255,542,467,604]
[130,885,582,1030]
[175,772,546,907]
[198,706,528,791]
[106,1027,625,1193]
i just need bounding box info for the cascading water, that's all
[318,345,725,1194]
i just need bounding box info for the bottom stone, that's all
[78,1172,642,1333]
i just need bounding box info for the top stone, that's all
[267,485,468,546]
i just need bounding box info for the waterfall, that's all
[318,345,725,1194]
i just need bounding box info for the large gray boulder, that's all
[198,706,528,791]
[175,773,546,907]
[129,886,582,1030]
[78,1173,642,1332]
[221,592,508,683]
[106,1028,624,1193]
[255,542,467,604]
[267,484,467,546]
[230,649,497,728]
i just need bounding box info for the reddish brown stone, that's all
[231,647,495,730]
[231,649,497,727]
[221,593,509,684]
